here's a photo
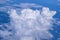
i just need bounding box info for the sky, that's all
[0,0,60,40]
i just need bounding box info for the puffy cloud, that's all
[20,8,40,19]
[0,3,57,40]
[9,7,56,40]
[41,7,56,19]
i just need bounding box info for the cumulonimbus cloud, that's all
[0,3,57,40]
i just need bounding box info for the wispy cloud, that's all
[9,6,56,40]
[13,3,42,8]
[0,0,10,4]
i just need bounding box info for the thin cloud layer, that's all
[13,3,42,8]
[0,0,10,4]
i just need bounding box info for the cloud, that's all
[0,0,10,4]
[8,6,56,40]
[53,18,60,25]
[0,3,57,40]
[41,7,56,19]
[13,3,42,8]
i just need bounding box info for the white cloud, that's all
[20,8,40,19]
[41,7,56,19]
[8,7,56,40]
[13,3,42,8]
[0,3,58,40]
